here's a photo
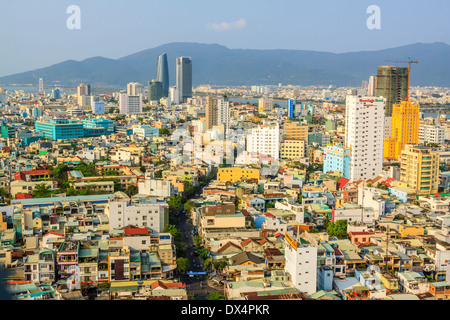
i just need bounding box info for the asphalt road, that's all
[176,205,223,300]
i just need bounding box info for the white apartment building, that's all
[274,201,305,223]
[418,124,445,145]
[127,82,144,96]
[246,123,282,160]
[119,93,143,114]
[357,186,386,220]
[262,217,287,234]
[138,174,174,198]
[284,232,318,295]
[91,97,105,115]
[107,198,169,235]
[333,205,377,226]
[258,96,273,112]
[345,95,385,181]
[169,87,180,105]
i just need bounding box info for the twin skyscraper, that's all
[150,53,192,104]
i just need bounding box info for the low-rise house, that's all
[397,271,430,295]
[429,281,450,300]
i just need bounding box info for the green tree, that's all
[266,202,275,209]
[176,257,190,273]
[155,170,163,178]
[66,187,77,196]
[159,128,170,135]
[168,195,185,214]
[184,200,198,214]
[326,219,348,239]
[206,292,226,300]
[125,185,139,197]
[213,257,229,271]
[163,224,181,242]
[75,162,97,177]
[203,258,212,270]
[193,236,203,248]
[32,183,52,198]
[198,248,210,260]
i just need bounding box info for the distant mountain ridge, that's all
[0,42,449,88]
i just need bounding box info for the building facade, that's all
[176,57,192,102]
[399,144,440,196]
[384,100,420,160]
[345,95,385,181]
[119,93,143,114]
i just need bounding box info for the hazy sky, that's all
[0,0,448,77]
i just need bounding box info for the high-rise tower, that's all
[156,53,169,97]
[384,100,420,160]
[176,57,192,102]
[375,66,408,117]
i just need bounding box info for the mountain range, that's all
[0,42,449,88]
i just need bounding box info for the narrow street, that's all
[176,202,223,300]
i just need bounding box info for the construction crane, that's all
[384,57,419,100]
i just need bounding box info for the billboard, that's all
[285,232,297,250]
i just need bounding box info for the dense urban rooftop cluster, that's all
[0,60,449,301]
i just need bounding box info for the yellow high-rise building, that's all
[384,100,420,160]
[399,144,440,196]
[284,122,309,141]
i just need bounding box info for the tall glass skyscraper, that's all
[149,80,163,102]
[156,53,169,97]
[176,57,192,102]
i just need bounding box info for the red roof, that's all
[337,177,350,190]
[44,232,64,237]
[124,227,149,236]
[150,280,184,290]
[350,232,369,236]
[15,193,32,199]
[434,192,441,197]
[17,170,52,175]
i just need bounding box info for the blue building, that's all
[52,88,61,100]
[323,143,351,179]
[132,125,159,139]
[82,117,115,134]
[32,107,42,118]
[35,118,115,140]
[287,99,296,119]
[92,101,105,115]
[301,103,314,114]
[156,53,169,97]
[35,119,84,140]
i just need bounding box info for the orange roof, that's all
[150,280,185,290]
[44,232,64,237]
